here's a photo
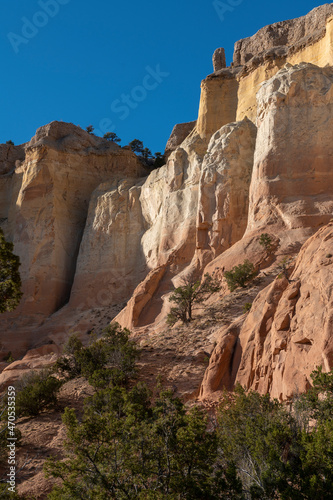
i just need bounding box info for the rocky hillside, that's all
[1,3,333,406]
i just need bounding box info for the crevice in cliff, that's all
[55,213,88,312]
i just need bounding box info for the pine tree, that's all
[167,274,220,325]
[0,229,22,313]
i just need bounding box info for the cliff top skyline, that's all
[0,0,327,153]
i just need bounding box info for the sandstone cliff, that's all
[200,222,333,401]
[0,122,146,357]
[197,4,333,135]
[1,4,333,406]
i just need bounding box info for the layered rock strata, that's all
[197,5,333,137]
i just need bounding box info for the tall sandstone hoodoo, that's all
[1,4,333,402]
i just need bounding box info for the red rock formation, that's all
[200,222,333,401]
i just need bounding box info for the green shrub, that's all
[45,364,333,500]
[55,323,139,389]
[45,385,242,499]
[54,334,84,379]
[3,351,14,363]
[16,370,63,417]
[0,484,25,499]
[259,233,273,254]
[243,302,252,313]
[129,138,144,154]
[153,152,165,169]
[224,260,257,292]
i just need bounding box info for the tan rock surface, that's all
[247,62,333,234]
[233,4,333,66]
[196,68,240,138]
[235,12,333,122]
[1,6,333,409]
[116,118,258,330]
[69,178,147,310]
[200,222,333,402]
[212,47,226,71]
[0,144,25,222]
[197,117,257,259]
[2,122,146,328]
[197,6,333,132]
[1,7,333,496]
[164,120,196,159]
[115,131,208,329]
[0,143,25,176]
[0,344,61,390]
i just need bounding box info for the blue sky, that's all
[0,0,327,153]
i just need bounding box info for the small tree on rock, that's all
[142,147,152,160]
[154,152,165,169]
[167,274,221,326]
[129,139,144,154]
[86,125,94,134]
[103,132,121,143]
[259,233,273,254]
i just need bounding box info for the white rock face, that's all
[247,63,333,234]
[1,116,259,340]
[197,118,257,259]
[114,123,258,328]
[69,178,146,310]
[70,132,207,315]
[74,120,258,330]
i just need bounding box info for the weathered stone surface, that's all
[164,121,196,159]
[116,119,258,330]
[197,8,333,131]
[69,177,147,310]
[2,8,333,496]
[200,222,333,402]
[2,122,146,327]
[196,68,240,138]
[0,344,62,390]
[0,143,25,175]
[213,47,226,71]
[233,4,333,66]
[1,6,333,408]
[0,144,25,221]
[197,117,257,259]
[199,317,245,397]
[247,62,333,234]
[115,132,208,329]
